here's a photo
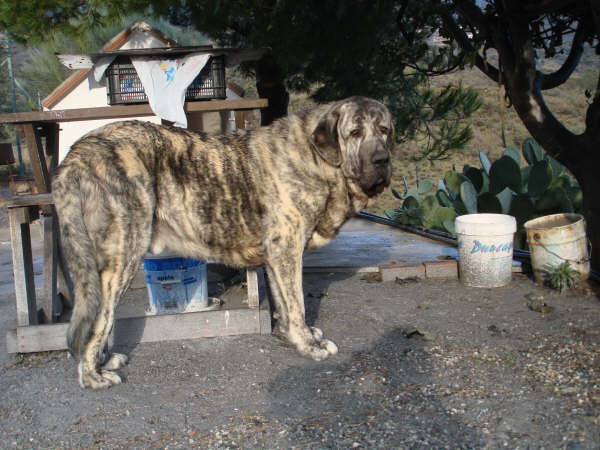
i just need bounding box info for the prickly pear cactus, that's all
[387,137,583,247]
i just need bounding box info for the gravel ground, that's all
[0,268,599,448]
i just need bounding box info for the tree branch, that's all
[438,5,501,83]
[538,22,585,90]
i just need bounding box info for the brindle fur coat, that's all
[52,96,394,389]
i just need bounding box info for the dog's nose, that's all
[371,151,390,166]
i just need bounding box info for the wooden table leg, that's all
[8,207,38,326]
[246,269,259,309]
[40,212,59,323]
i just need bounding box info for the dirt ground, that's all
[0,251,599,449]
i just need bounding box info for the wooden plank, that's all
[21,124,50,193]
[40,214,59,323]
[0,193,54,208]
[6,324,68,353]
[9,207,38,327]
[0,99,268,124]
[256,268,272,335]
[302,266,379,273]
[56,245,73,308]
[234,110,246,129]
[56,47,263,68]
[7,305,269,353]
[42,122,60,173]
[246,269,259,309]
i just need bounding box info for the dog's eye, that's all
[350,129,362,138]
[379,126,389,135]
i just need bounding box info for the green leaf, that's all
[545,154,564,178]
[404,189,420,201]
[421,195,440,227]
[520,166,532,187]
[391,188,403,200]
[464,166,484,192]
[403,196,420,209]
[436,189,452,207]
[480,170,490,194]
[566,186,583,210]
[489,155,522,194]
[460,180,478,214]
[503,146,521,166]
[495,187,513,214]
[528,160,553,198]
[417,178,434,195]
[535,187,573,213]
[477,192,502,213]
[431,207,458,231]
[384,209,397,219]
[550,175,571,190]
[443,219,456,234]
[444,170,468,195]
[509,194,536,225]
[522,137,544,165]
[479,152,492,174]
[452,199,468,215]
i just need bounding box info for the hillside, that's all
[366,48,598,215]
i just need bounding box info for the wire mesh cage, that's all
[106,55,227,105]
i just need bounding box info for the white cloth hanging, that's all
[131,54,211,128]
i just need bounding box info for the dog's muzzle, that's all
[360,147,392,197]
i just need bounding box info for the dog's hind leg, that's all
[77,256,141,389]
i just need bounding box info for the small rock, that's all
[525,293,553,313]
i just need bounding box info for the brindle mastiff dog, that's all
[52,96,394,389]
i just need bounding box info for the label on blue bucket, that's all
[143,257,208,314]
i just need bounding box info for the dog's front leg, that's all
[264,235,338,361]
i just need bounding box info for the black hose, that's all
[357,211,600,281]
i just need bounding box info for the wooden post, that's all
[40,213,59,323]
[246,269,259,309]
[234,111,246,129]
[8,207,38,326]
[20,123,50,193]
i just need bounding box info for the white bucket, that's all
[524,213,590,283]
[455,214,517,288]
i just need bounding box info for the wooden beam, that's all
[9,207,38,327]
[40,213,59,323]
[20,124,50,193]
[0,99,268,124]
[246,269,260,309]
[7,302,271,354]
[0,193,54,208]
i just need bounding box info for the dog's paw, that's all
[102,353,128,371]
[310,327,324,342]
[297,336,338,361]
[78,362,123,389]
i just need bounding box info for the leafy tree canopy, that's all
[0,0,482,160]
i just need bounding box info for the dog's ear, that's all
[387,120,396,153]
[310,106,341,167]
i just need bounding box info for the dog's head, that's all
[311,96,394,197]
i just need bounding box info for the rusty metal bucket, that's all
[524,213,590,283]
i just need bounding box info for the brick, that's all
[379,263,425,282]
[424,260,458,279]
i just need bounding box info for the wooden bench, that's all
[0,99,271,354]
[1,192,271,354]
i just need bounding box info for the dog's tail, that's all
[52,164,102,359]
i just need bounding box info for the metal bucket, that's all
[524,213,590,283]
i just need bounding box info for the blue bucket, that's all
[143,256,208,314]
